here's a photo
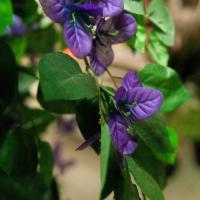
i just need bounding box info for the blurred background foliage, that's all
[0,0,200,199]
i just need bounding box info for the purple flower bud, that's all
[89,40,114,75]
[108,113,138,155]
[89,14,137,76]
[101,13,137,44]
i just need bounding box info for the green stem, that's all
[106,69,118,89]
[84,57,90,72]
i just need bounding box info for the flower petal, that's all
[115,86,126,104]
[64,20,92,58]
[122,71,142,91]
[127,87,163,120]
[108,113,138,155]
[88,0,123,17]
[89,40,114,76]
[76,132,101,150]
[102,13,137,44]
[74,4,103,16]
[39,0,71,23]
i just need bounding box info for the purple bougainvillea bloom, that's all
[109,113,138,155]
[6,15,27,37]
[115,71,163,120]
[39,0,103,58]
[90,14,137,75]
[86,0,124,17]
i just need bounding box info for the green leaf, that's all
[76,100,100,153]
[133,141,167,188]
[128,23,146,53]
[155,126,178,164]
[126,157,165,200]
[138,64,191,112]
[131,115,174,158]
[76,101,120,199]
[0,0,13,35]
[0,128,38,176]
[27,25,57,54]
[39,52,97,101]
[0,172,59,200]
[15,0,38,24]
[37,86,77,114]
[38,141,54,187]
[114,165,140,200]
[0,40,18,113]
[147,32,169,66]
[146,0,175,46]
[124,0,145,16]
[8,37,27,63]
[18,71,36,94]
[19,107,55,135]
[100,123,112,198]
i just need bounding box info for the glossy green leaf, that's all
[38,142,54,187]
[39,53,97,101]
[126,157,164,200]
[147,32,169,66]
[114,165,140,200]
[138,64,190,112]
[155,126,178,164]
[0,0,13,35]
[128,23,146,53]
[37,86,77,114]
[133,141,167,188]
[146,0,175,46]
[124,0,145,15]
[100,123,112,198]
[131,115,174,157]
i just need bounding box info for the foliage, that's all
[0,0,190,199]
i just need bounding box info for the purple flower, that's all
[89,14,137,75]
[86,0,124,17]
[115,71,163,120]
[108,71,163,155]
[77,72,163,158]
[39,0,103,58]
[109,113,138,155]
[6,15,27,37]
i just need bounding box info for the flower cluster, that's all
[39,0,137,75]
[108,72,163,156]
[77,72,163,158]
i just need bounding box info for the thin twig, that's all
[106,69,118,89]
